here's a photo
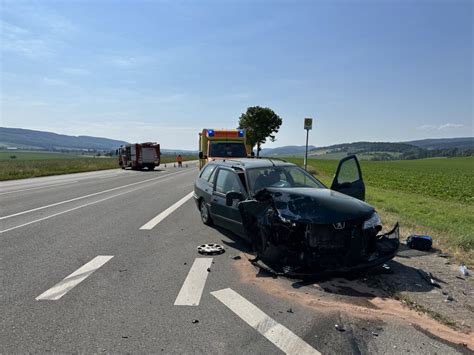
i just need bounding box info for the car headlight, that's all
[363,212,381,230]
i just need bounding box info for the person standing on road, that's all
[177,154,183,168]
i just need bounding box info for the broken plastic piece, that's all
[417,269,441,288]
[460,264,469,276]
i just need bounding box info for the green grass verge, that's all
[0,151,84,160]
[0,154,197,181]
[0,158,117,180]
[284,156,474,261]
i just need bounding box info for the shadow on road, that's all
[212,225,441,300]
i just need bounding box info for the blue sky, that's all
[1,0,472,150]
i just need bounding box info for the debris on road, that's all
[286,308,293,313]
[231,255,242,260]
[459,263,469,276]
[371,332,379,336]
[437,252,449,258]
[192,319,199,324]
[197,243,225,255]
[335,324,345,332]
[445,295,454,302]
[417,269,441,288]
[207,267,211,272]
[406,234,433,251]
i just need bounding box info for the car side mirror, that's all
[199,152,204,159]
[226,191,244,206]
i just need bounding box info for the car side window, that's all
[215,169,245,194]
[200,164,216,181]
[337,158,361,184]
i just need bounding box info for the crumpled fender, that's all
[238,189,400,278]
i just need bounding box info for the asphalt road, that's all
[0,164,466,354]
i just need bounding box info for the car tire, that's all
[200,199,213,226]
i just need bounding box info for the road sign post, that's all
[304,118,313,171]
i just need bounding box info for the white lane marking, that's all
[174,258,213,306]
[1,170,187,220]
[139,191,194,230]
[211,288,320,355]
[0,174,185,234]
[36,256,114,300]
[0,181,80,195]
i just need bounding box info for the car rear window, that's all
[199,164,216,181]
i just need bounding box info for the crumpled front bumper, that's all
[251,223,400,279]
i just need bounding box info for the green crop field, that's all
[0,151,84,160]
[285,156,474,263]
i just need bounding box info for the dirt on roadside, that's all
[233,247,474,351]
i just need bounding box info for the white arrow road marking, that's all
[174,258,213,306]
[36,256,114,301]
[139,191,194,230]
[211,288,321,355]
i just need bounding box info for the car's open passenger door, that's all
[330,155,365,200]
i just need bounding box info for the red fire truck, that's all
[117,142,160,170]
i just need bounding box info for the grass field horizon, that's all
[284,156,474,265]
[0,151,196,180]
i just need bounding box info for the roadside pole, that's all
[304,118,313,171]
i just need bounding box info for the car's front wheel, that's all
[200,199,213,226]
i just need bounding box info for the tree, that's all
[238,106,283,158]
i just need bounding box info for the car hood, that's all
[260,187,375,224]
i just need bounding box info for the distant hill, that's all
[406,137,473,150]
[259,145,316,156]
[0,127,128,151]
[261,138,473,160]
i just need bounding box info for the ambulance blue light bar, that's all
[239,130,245,137]
[208,129,215,137]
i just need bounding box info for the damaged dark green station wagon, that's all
[193,156,399,277]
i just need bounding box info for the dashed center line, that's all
[211,288,321,355]
[36,256,114,301]
[139,191,194,230]
[174,258,213,306]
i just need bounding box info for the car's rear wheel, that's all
[200,199,213,226]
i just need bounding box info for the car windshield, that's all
[247,166,325,192]
[209,142,247,158]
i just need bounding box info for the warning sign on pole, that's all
[304,118,313,130]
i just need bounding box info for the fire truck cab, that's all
[198,129,252,169]
[117,142,160,170]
